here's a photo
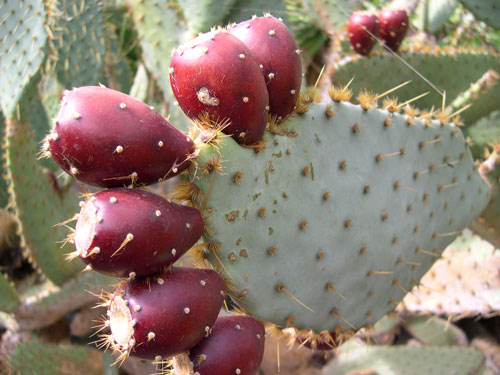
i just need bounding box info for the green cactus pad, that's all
[459,0,500,29]
[178,0,236,34]
[4,119,83,285]
[403,316,467,346]
[332,50,500,125]
[127,0,192,131]
[323,341,486,375]
[7,342,113,375]
[464,111,500,160]
[225,0,289,23]
[47,0,106,87]
[414,0,458,33]
[15,271,114,330]
[0,0,48,117]
[190,100,489,333]
[0,273,19,313]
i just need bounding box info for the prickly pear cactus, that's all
[0,0,48,116]
[189,99,490,334]
[7,342,118,375]
[323,341,487,375]
[332,50,500,125]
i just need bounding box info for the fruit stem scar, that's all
[197,87,219,106]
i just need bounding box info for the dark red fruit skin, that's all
[48,86,194,187]
[347,12,380,56]
[295,330,338,350]
[75,189,203,277]
[169,31,269,145]
[379,9,409,52]
[114,267,226,360]
[189,315,265,375]
[227,15,302,120]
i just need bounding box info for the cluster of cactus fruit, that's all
[348,7,409,55]
[1,0,500,374]
[42,14,305,373]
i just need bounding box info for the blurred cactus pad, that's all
[0,0,500,374]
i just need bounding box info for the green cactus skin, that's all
[414,0,458,33]
[126,0,192,131]
[403,316,468,346]
[332,50,500,125]
[0,0,48,117]
[178,0,237,34]
[225,0,289,23]
[463,112,500,248]
[4,118,83,285]
[189,100,490,333]
[464,111,500,160]
[47,0,107,87]
[0,273,19,313]
[323,341,487,375]
[7,342,118,375]
[459,0,500,29]
[14,271,113,331]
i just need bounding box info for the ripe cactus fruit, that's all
[347,11,380,55]
[169,31,269,145]
[177,315,265,375]
[105,267,226,360]
[379,9,409,52]
[70,189,203,278]
[227,15,302,121]
[44,86,194,187]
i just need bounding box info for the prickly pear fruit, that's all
[227,15,302,121]
[169,31,269,145]
[106,267,226,360]
[71,189,203,278]
[44,86,194,187]
[379,9,409,52]
[187,315,265,375]
[347,11,380,55]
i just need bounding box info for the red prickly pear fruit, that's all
[45,86,194,187]
[347,11,380,56]
[169,31,269,145]
[106,267,226,360]
[188,315,265,375]
[227,15,302,121]
[72,189,203,278]
[379,9,409,52]
[295,330,338,351]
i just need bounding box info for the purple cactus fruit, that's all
[227,15,302,121]
[188,315,265,375]
[347,11,380,56]
[72,189,203,278]
[169,31,269,145]
[379,8,409,52]
[106,267,225,360]
[45,86,194,187]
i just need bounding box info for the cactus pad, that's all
[7,342,110,375]
[0,273,19,313]
[403,230,500,317]
[323,341,486,375]
[0,0,48,117]
[459,0,500,29]
[190,100,489,333]
[332,50,500,125]
[4,119,83,285]
[48,0,106,87]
